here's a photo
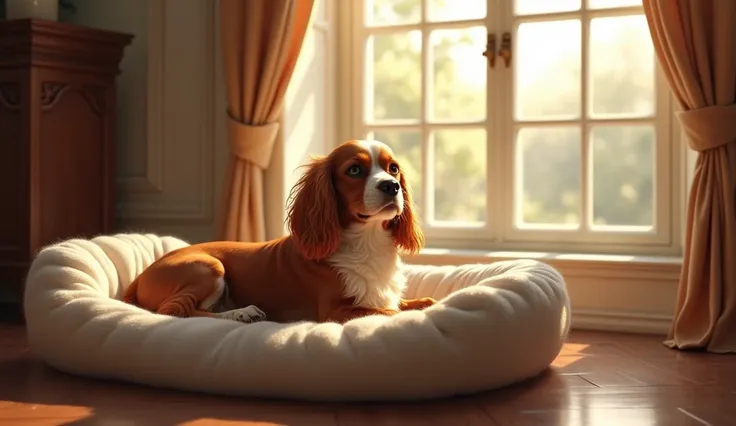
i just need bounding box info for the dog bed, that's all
[23,233,571,402]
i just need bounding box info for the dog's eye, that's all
[388,164,399,175]
[346,165,362,177]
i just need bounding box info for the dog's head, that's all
[286,140,424,260]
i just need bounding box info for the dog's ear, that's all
[286,156,341,260]
[390,173,424,254]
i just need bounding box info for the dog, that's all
[123,139,437,324]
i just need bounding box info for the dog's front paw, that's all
[214,305,267,324]
[414,297,438,309]
[400,297,438,311]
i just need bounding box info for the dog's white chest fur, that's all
[328,223,405,310]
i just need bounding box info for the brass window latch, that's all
[482,33,496,68]
[482,32,512,69]
[499,32,512,68]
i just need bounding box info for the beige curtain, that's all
[218,0,314,242]
[643,0,736,353]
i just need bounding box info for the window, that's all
[338,0,681,256]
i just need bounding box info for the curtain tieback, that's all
[677,104,736,152]
[227,113,280,169]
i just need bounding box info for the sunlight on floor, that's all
[0,403,92,425]
[552,342,591,368]
[182,420,286,426]
[562,343,593,355]
[552,355,584,368]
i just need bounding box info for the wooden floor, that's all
[1,322,735,426]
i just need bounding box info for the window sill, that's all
[403,248,682,336]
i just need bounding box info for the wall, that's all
[67,0,223,243]
[68,0,335,243]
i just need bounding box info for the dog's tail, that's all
[122,278,140,305]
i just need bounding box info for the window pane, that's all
[516,127,581,227]
[428,0,486,22]
[591,125,654,229]
[589,15,655,118]
[367,31,422,121]
[371,130,423,216]
[432,129,486,224]
[430,27,487,122]
[365,0,420,26]
[515,20,582,121]
[515,0,580,16]
[587,0,642,9]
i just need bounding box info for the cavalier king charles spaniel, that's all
[123,139,437,324]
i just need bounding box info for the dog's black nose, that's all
[377,179,400,196]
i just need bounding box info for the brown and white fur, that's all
[123,140,436,324]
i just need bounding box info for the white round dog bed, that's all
[23,233,571,402]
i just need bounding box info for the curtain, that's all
[643,0,736,352]
[218,0,315,242]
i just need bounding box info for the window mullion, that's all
[581,8,591,234]
[483,0,497,241]
[351,1,365,143]
[419,0,432,223]
[495,0,514,243]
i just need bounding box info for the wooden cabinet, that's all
[0,19,132,304]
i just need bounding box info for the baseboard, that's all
[571,309,671,335]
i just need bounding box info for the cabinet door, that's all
[35,72,116,248]
[0,76,30,262]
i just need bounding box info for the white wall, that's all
[69,0,335,243]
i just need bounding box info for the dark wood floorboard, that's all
[1,324,735,425]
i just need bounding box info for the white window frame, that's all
[335,0,684,259]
